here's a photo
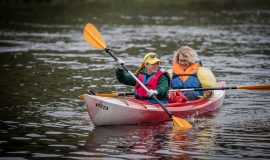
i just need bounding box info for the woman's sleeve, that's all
[197,67,217,98]
[156,75,169,98]
[116,68,137,86]
[197,67,217,88]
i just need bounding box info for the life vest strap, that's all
[173,74,197,76]
[172,74,197,79]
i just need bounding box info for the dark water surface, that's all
[0,0,270,159]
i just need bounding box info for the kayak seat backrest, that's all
[168,91,188,104]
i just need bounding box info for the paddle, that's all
[79,84,270,99]
[79,91,134,100]
[83,23,192,129]
[171,85,270,92]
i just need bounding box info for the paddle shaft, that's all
[96,92,135,97]
[115,92,135,96]
[105,48,173,118]
[89,87,234,98]
[171,85,270,92]
[171,86,237,92]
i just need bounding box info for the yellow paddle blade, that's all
[172,116,193,129]
[237,85,270,90]
[96,93,119,97]
[79,93,120,100]
[79,94,85,100]
[83,23,107,49]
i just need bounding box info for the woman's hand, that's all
[147,90,158,97]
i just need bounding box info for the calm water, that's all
[0,0,270,159]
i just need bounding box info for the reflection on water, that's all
[85,123,196,159]
[0,0,270,159]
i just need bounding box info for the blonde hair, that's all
[173,46,198,64]
[135,62,145,74]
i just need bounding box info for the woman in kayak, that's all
[171,46,216,100]
[116,52,171,104]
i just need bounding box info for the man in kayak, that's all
[116,52,171,104]
[170,46,217,100]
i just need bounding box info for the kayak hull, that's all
[85,81,226,126]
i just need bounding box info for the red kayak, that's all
[84,81,226,126]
